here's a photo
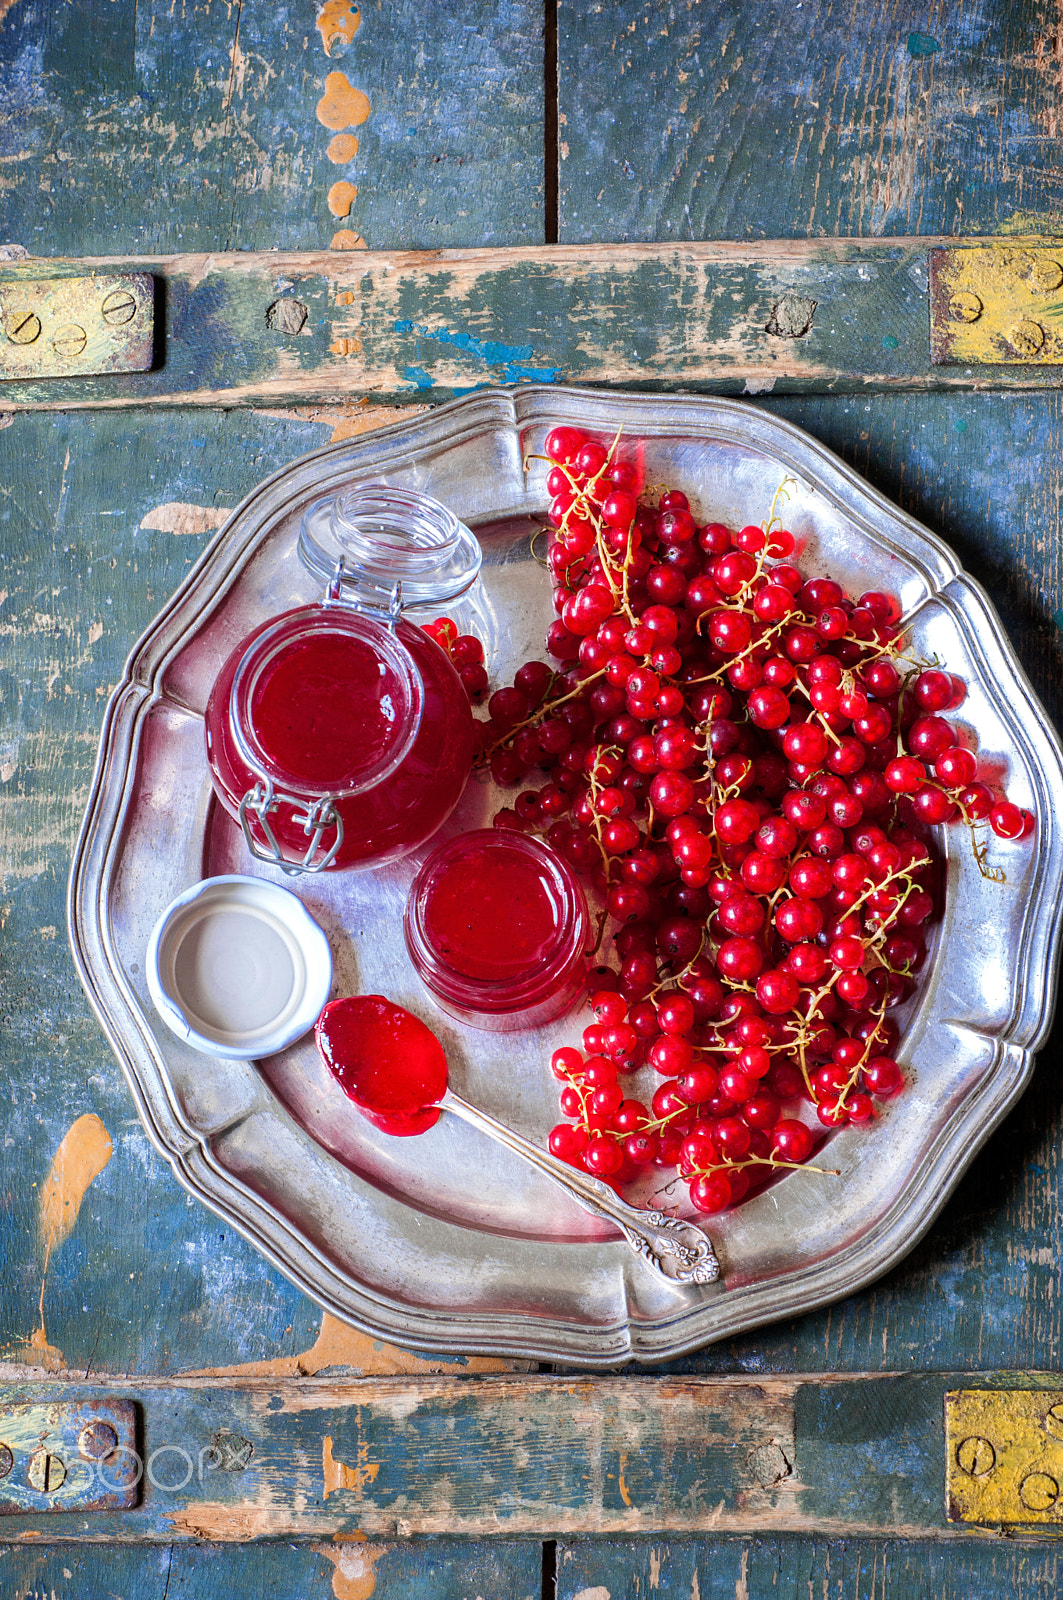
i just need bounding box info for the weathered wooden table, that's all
[4,3,1063,1594]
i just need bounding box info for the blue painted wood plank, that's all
[558,1,1063,243]
[0,0,544,256]
[556,1537,1063,1599]
[0,1540,542,1599]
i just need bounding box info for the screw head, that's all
[1011,319,1046,357]
[79,1421,119,1462]
[1031,258,1063,292]
[1020,1470,1059,1512]
[0,1443,12,1480]
[52,322,87,358]
[101,289,137,326]
[7,311,41,344]
[28,1450,67,1494]
[949,291,983,323]
[956,1434,996,1476]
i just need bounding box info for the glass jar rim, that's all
[403,830,590,1013]
[229,605,424,800]
[299,482,482,607]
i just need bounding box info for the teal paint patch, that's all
[393,319,535,365]
[502,364,563,382]
[955,417,968,431]
[908,31,941,57]
[793,1376,943,1526]
[882,334,899,350]
[1054,608,1063,631]
[402,366,435,389]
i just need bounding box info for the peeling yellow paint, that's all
[330,229,368,251]
[328,181,359,219]
[618,1452,633,1507]
[316,0,361,56]
[140,501,234,537]
[316,72,371,133]
[330,336,362,356]
[323,1430,380,1500]
[319,1539,385,1600]
[328,133,360,164]
[179,1309,524,1378]
[39,1113,112,1254]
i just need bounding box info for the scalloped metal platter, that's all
[68,388,1063,1366]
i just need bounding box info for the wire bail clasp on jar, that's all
[325,559,403,631]
[238,777,345,876]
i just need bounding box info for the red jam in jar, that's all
[403,830,591,1032]
[205,604,474,872]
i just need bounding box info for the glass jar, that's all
[204,486,480,874]
[403,830,591,1032]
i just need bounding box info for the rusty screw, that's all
[1020,1471,1059,1512]
[0,1443,12,1480]
[1011,320,1046,357]
[101,289,137,326]
[28,1450,67,1493]
[7,311,41,344]
[78,1420,119,1462]
[949,291,983,323]
[956,1435,996,1476]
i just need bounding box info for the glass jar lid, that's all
[299,482,482,607]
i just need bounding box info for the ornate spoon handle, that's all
[440,1088,720,1285]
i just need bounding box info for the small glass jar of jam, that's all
[204,486,479,874]
[403,830,591,1032]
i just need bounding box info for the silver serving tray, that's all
[68,388,1063,1366]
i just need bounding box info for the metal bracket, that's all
[929,246,1063,365]
[946,1388,1063,1524]
[0,272,154,379]
[0,1397,139,1513]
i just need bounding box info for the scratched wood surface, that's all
[0,1371,1059,1542]
[555,1539,1063,1599]
[557,0,1063,242]
[0,0,544,255]
[11,239,1063,410]
[0,1541,543,1599]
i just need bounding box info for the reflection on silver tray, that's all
[68,388,1063,1366]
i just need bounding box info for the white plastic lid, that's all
[146,876,333,1058]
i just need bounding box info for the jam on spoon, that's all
[315,996,721,1286]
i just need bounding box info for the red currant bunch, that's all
[474,428,1033,1215]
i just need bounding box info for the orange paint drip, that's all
[319,1540,385,1600]
[316,0,361,56]
[317,72,371,132]
[328,181,359,218]
[39,1113,112,1253]
[330,229,368,251]
[328,133,360,163]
